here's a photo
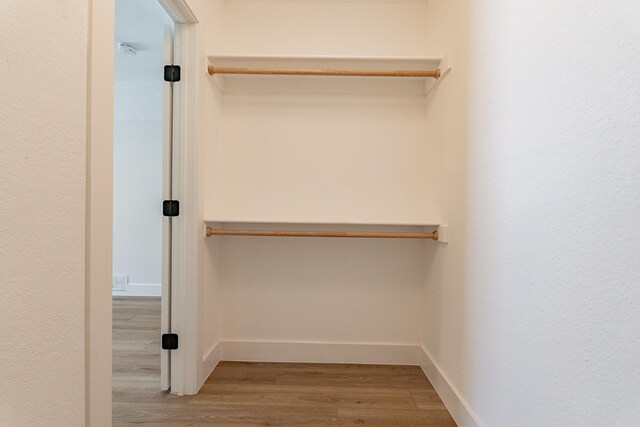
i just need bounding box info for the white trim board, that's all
[87,0,115,423]
[205,218,440,227]
[112,283,161,297]
[200,342,222,389]
[419,346,484,427]
[210,341,421,366]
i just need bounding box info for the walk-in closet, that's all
[198,0,451,371]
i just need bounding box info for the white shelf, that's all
[207,54,450,94]
[204,218,439,227]
[204,219,446,242]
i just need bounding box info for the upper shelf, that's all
[205,218,440,227]
[207,54,450,94]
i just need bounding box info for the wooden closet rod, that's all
[208,66,441,79]
[205,227,439,240]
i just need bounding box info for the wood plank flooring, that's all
[113,297,456,426]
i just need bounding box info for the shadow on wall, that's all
[421,0,477,424]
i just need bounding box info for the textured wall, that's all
[0,1,87,425]
[423,1,640,425]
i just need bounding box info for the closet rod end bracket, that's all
[435,225,449,243]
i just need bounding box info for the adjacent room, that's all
[111,0,174,404]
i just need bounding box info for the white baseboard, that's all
[216,340,421,365]
[199,342,222,389]
[112,283,161,297]
[419,346,483,427]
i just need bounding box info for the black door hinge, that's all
[162,333,179,350]
[164,65,181,82]
[163,200,179,217]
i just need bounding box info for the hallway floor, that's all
[113,297,456,426]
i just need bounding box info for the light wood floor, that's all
[113,297,456,426]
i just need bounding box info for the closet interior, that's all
[199,0,450,376]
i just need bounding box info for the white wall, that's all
[218,229,423,344]
[112,0,171,293]
[220,0,430,57]
[0,1,87,425]
[201,0,435,356]
[113,82,163,290]
[214,90,434,223]
[422,1,640,425]
[188,0,226,388]
[208,0,437,223]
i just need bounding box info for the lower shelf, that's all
[204,221,447,242]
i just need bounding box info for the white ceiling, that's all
[114,0,173,82]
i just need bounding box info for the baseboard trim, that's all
[199,342,222,390]
[216,340,421,365]
[419,346,483,427]
[112,283,161,297]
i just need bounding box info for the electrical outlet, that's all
[112,274,128,291]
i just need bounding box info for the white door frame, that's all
[86,0,199,424]
[157,0,200,397]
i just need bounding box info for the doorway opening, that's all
[88,0,199,421]
[112,0,175,397]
